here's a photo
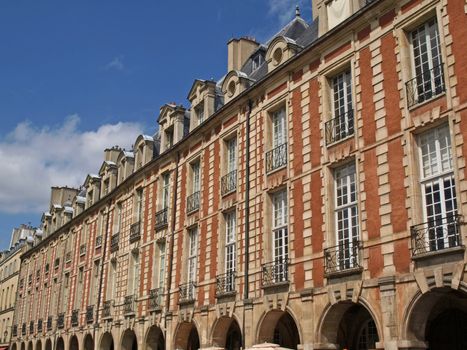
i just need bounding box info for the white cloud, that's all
[0,115,143,214]
[267,0,309,26]
[105,55,125,71]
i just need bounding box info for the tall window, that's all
[334,163,359,269]
[408,18,444,106]
[129,251,140,296]
[224,211,236,291]
[192,162,200,194]
[196,103,205,124]
[115,203,122,233]
[227,138,237,173]
[107,259,117,300]
[417,125,458,251]
[135,189,143,222]
[165,128,174,150]
[272,190,288,263]
[272,108,287,148]
[158,242,166,290]
[187,227,198,289]
[327,69,353,144]
[162,173,170,209]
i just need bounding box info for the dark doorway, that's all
[426,308,467,350]
[225,320,242,350]
[273,312,300,349]
[187,326,199,350]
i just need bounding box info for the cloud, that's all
[105,55,125,71]
[0,115,143,215]
[267,0,309,26]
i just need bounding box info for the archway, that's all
[318,301,379,350]
[45,339,52,350]
[20,343,25,350]
[100,332,115,350]
[56,337,65,350]
[212,317,242,350]
[10,344,17,350]
[174,322,200,350]
[121,329,138,350]
[258,310,300,349]
[406,288,467,350]
[146,325,165,350]
[84,334,94,350]
[36,339,42,350]
[70,335,79,350]
[27,341,33,350]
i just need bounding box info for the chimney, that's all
[227,37,259,72]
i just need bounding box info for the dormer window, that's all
[88,190,93,207]
[165,127,174,149]
[195,103,205,125]
[103,179,110,196]
[252,54,264,72]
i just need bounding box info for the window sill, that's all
[266,164,287,176]
[326,133,354,148]
[325,266,363,279]
[407,92,446,111]
[412,245,465,261]
[215,291,237,300]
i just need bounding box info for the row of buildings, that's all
[3,0,467,349]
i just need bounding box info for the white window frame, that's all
[224,211,236,285]
[191,161,200,194]
[135,189,143,222]
[272,107,287,148]
[187,227,198,286]
[158,242,166,290]
[226,138,237,173]
[162,173,170,209]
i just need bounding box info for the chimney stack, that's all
[227,37,259,72]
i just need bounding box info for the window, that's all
[128,251,140,296]
[252,54,264,71]
[115,203,122,233]
[187,227,198,287]
[103,179,110,196]
[135,189,143,222]
[192,162,200,193]
[187,161,201,213]
[224,211,236,291]
[266,107,288,173]
[196,103,205,124]
[162,173,170,209]
[158,242,166,289]
[326,69,353,144]
[272,190,288,264]
[407,18,444,107]
[413,125,458,254]
[88,190,93,207]
[165,128,174,150]
[222,138,237,195]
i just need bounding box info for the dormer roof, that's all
[187,79,217,101]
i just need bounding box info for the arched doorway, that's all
[84,334,94,350]
[146,325,165,350]
[100,332,115,350]
[20,343,25,350]
[10,344,17,350]
[70,335,79,350]
[122,329,138,350]
[212,317,242,350]
[174,322,200,350]
[406,288,467,350]
[36,339,42,350]
[258,310,300,349]
[45,339,52,350]
[319,302,379,350]
[27,341,33,350]
[56,337,65,350]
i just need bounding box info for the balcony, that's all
[325,110,354,145]
[57,313,64,329]
[186,191,200,214]
[29,320,34,334]
[406,64,445,108]
[65,251,72,263]
[102,300,113,319]
[86,305,94,324]
[266,143,287,173]
[262,259,289,287]
[129,222,141,243]
[47,316,52,331]
[221,170,237,196]
[71,309,79,327]
[216,271,236,296]
[12,325,17,337]
[148,288,162,310]
[411,214,462,258]
[110,233,119,253]
[155,208,168,230]
[95,235,102,248]
[37,318,43,333]
[79,244,87,256]
[179,282,196,304]
[21,323,26,336]
[123,295,135,315]
[324,240,362,276]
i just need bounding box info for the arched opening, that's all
[84,334,94,350]
[212,317,242,350]
[36,339,42,350]
[174,322,200,350]
[100,332,115,350]
[122,329,138,350]
[258,310,300,349]
[70,335,79,350]
[56,337,65,350]
[20,343,25,350]
[45,339,52,350]
[319,302,379,350]
[27,341,33,350]
[146,325,165,350]
[10,344,17,350]
[406,288,467,350]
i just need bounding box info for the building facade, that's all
[10,0,467,349]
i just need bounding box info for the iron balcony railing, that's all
[102,300,112,319]
[216,271,236,296]
[95,235,102,247]
[187,191,200,214]
[29,321,34,334]
[179,282,196,303]
[79,244,86,256]
[129,222,141,243]
[21,323,26,336]
[221,170,237,196]
[123,295,135,314]
[71,309,79,327]
[324,240,362,275]
[37,318,43,333]
[46,316,52,331]
[155,208,168,230]
[148,288,162,310]
[411,214,462,257]
[266,143,288,173]
[86,305,94,324]
[57,313,64,329]
[110,233,119,252]
[406,64,445,108]
[325,110,354,145]
[12,324,17,337]
[262,259,289,287]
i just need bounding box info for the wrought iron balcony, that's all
[325,110,354,145]
[266,143,288,173]
[123,295,135,314]
[57,313,65,329]
[12,324,17,337]
[47,316,52,331]
[129,222,141,243]
[110,233,119,252]
[29,320,34,334]
[148,288,162,310]
[95,235,102,247]
[262,259,289,287]
[86,305,94,324]
[71,309,79,327]
[187,191,200,214]
[411,214,462,257]
[324,240,362,275]
[21,323,26,336]
[406,64,445,108]
[102,300,113,319]
[79,244,86,256]
[37,318,43,333]
[216,271,236,296]
[155,208,168,230]
[221,170,237,196]
[179,282,196,304]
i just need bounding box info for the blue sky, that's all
[0,0,312,250]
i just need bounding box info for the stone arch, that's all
[257,309,301,349]
[10,343,17,350]
[99,331,115,350]
[36,339,42,350]
[145,325,165,350]
[121,328,138,350]
[27,341,33,350]
[404,287,467,349]
[211,316,242,350]
[317,301,380,350]
[84,333,94,350]
[69,335,79,350]
[56,337,65,350]
[45,338,52,350]
[173,322,200,350]
[20,342,25,350]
